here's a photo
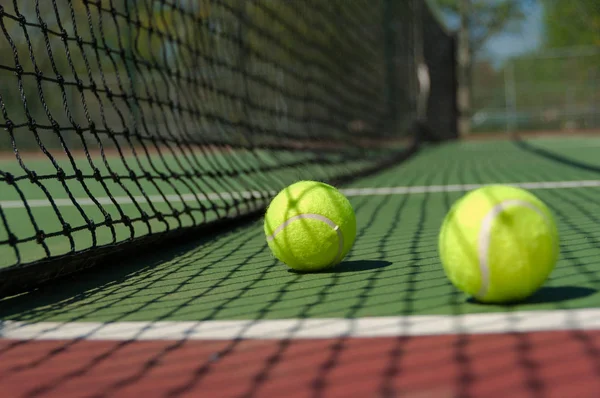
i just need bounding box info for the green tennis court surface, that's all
[2,136,599,323]
[0,147,391,268]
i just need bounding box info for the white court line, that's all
[1,309,600,341]
[462,141,600,150]
[341,180,600,196]
[0,190,276,209]
[2,180,600,210]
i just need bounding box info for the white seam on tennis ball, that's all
[267,214,344,265]
[477,199,553,299]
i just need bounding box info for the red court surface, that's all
[1,330,599,398]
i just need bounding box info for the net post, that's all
[457,0,471,137]
[383,0,398,136]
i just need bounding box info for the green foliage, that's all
[472,51,600,134]
[471,61,505,108]
[513,55,598,107]
[542,0,600,48]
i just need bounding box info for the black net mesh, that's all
[0,0,456,297]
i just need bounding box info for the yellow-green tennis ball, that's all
[438,185,560,304]
[264,180,356,271]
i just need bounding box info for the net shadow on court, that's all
[1,138,600,396]
[2,140,600,325]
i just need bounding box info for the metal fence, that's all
[471,46,600,134]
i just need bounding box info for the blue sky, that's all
[481,2,543,62]
[435,0,544,65]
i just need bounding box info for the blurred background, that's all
[429,0,599,135]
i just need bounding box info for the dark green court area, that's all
[1,136,600,323]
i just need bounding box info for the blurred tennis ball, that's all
[438,185,560,303]
[264,180,356,271]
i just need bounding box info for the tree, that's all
[428,0,535,135]
[429,0,535,56]
[541,0,600,48]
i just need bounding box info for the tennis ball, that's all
[438,185,560,304]
[264,180,356,271]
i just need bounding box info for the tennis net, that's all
[0,0,456,297]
